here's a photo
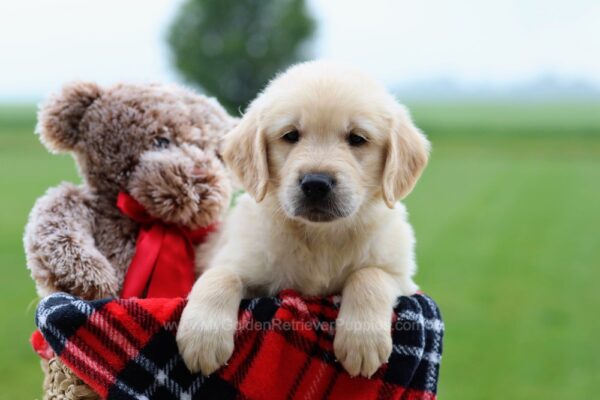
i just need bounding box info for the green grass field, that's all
[1,102,599,399]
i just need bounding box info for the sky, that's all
[1,0,599,100]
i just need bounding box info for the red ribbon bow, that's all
[117,192,217,299]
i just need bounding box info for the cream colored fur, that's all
[177,61,430,378]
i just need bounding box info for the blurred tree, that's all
[168,0,316,113]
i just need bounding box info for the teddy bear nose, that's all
[191,166,204,177]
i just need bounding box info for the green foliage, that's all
[167,0,315,112]
[1,102,599,398]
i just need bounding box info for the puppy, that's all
[177,61,430,378]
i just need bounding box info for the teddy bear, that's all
[24,81,236,399]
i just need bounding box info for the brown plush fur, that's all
[24,82,235,398]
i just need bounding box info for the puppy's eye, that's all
[281,130,300,144]
[348,133,367,147]
[153,136,170,149]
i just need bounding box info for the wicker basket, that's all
[42,358,99,400]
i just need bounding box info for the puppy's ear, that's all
[37,82,102,153]
[382,105,430,208]
[222,107,269,202]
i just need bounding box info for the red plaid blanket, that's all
[36,290,443,400]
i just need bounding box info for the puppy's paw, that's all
[176,303,236,376]
[333,318,392,378]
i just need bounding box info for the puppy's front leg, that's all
[334,267,398,377]
[177,268,243,375]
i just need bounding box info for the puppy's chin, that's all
[281,199,357,224]
[293,207,342,223]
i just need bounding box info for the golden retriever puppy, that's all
[177,61,430,378]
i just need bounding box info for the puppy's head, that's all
[224,61,430,223]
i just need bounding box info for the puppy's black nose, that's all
[300,173,334,200]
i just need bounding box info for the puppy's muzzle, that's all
[300,173,335,201]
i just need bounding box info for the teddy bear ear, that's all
[36,82,103,153]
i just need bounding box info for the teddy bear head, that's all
[37,82,236,229]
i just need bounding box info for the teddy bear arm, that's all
[24,183,119,300]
